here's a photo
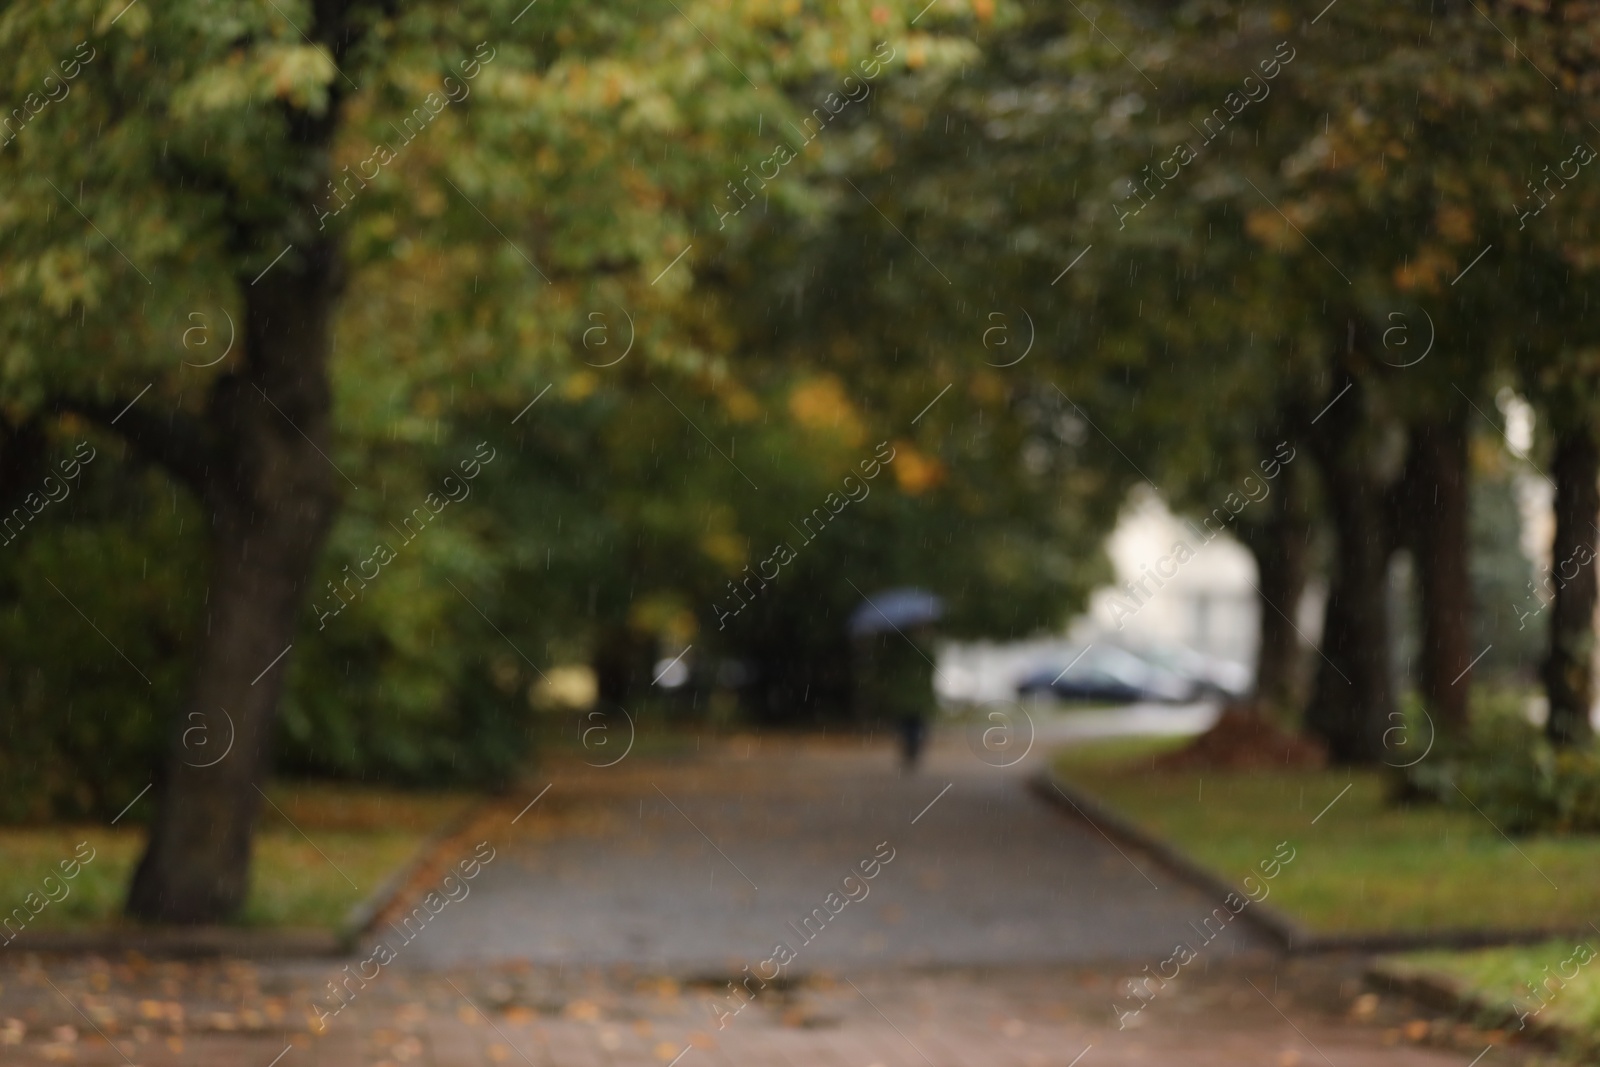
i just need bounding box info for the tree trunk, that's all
[1542,424,1600,747]
[125,241,341,924]
[1408,412,1473,739]
[1305,370,1399,764]
[1243,460,1311,718]
[593,622,648,706]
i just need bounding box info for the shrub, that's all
[1406,690,1600,834]
[0,459,194,823]
[0,444,534,823]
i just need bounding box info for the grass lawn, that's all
[1054,737,1600,936]
[0,783,477,931]
[1385,940,1600,1042]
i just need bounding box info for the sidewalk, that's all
[399,727,1261,971]
[0,728,1535,1066]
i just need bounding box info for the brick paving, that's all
[0,729,1553,1065]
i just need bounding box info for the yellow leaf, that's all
[788,376,865,444]
[564,371,599,400]
[891,441,945,495]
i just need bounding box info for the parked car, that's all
[1014,645,1195,703]
[1124,641,1251,700]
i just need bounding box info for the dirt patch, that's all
[1152,702,1327,771]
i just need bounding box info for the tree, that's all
[1543,422,1600,745]
[0,0,903,921]
[1139,0,1592,757]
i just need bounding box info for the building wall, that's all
[1084,487,1264,665]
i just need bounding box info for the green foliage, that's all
[7,0,1600,822]
[1407,689,1600,834]
[0,435,197,822]
[1,0,1063,813]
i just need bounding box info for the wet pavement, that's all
[0,719,1550,1066]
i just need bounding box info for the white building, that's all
[938,487,1278,706]
[1084,486,1264,665]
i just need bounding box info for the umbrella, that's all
[848,587,944,638]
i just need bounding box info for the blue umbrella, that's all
[848,587,944,638]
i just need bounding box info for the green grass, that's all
[1388,940,1600,1039]
[0,783,476,931]
[1054,738,1600,935]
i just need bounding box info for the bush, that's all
[0,439,535,823]
[0,455,195,823]
[1406,690,1600,834]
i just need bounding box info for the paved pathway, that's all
[0,720,1544,1065]
[405,722,1258,972]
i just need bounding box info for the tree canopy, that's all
[6,0,1600,920]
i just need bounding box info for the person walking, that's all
[849,589,942,771]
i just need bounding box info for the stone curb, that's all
[1365,958,1575,1050]
[337,802,485,948]
[1031,770,1594,955]
[1030,771,1307,951]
